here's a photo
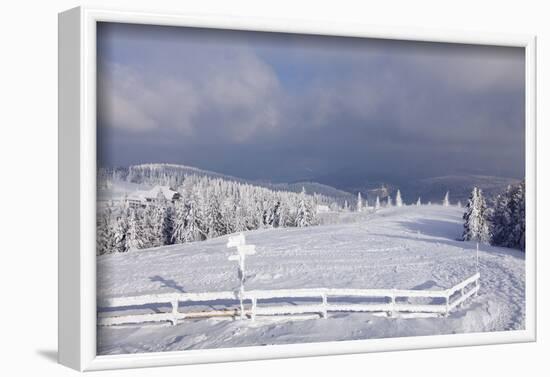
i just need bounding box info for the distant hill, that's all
[272,181,356,203]
[128,163,245,184]
[100,163,356,206]
[407,175,521,205]
[340,175,521,205]
[100,164,520,208]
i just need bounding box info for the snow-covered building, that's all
[126,186,181,207]
[316,204,331,214]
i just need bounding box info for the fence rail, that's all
[98,273,480,326]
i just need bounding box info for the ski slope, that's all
[97,205,525,355]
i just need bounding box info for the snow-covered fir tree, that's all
[219,196,236,234]
[113,203,131,253]
[141,205,156,248]
[443,191,450,207]
[490,181,525,250]
[386,195,392,208]
[172,198,188,244]
[184,189,206,242]
[296,187,314,227]
[204,186,224,238]
[395,190,403,207]
[509,181,526,250]
[490,185,512,247]
[374,196,380,211]
[416,197,421,206]
[127,208,146,251]
[457,200,462,208]
[96,204,117,255]
[160,204,175,246]
[171,188,205,244]
[462,187,491,244]
[357,192,363,212]
[264,200,281,227]
[233,203,248,232]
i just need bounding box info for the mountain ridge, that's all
[101,163,521,207]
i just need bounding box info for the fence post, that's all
[389,291,396,317]
[239,287,245,319]
[321,293,328,319]
[251,298,257,321]
[171,298,179,326]
[460,287,466,307]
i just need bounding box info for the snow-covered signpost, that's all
[475,243,480,296]
[227,233,256,319]
[476,242,479,272]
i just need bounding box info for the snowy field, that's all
[97,205,525,355]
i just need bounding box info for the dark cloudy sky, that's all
[97,22,525,184]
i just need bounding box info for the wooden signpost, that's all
[227,233,256,319]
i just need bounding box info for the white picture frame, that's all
[58,6,537,371]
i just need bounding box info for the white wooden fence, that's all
[98,273,480,326]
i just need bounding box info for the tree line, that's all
[97,175,318,255]
[462,181,525,250]
[99,164,354,207]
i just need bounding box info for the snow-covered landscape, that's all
[96,177,525,355]
[95,25,527,356]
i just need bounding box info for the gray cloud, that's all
[98,50,283,142]
[97,23,525,184]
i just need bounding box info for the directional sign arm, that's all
[227,233,246,248]
[237,244,256,255]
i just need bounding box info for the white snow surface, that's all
[97,205,525,355]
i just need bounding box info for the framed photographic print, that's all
[58,6,536,371]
